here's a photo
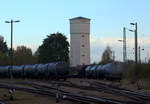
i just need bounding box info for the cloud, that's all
[90,36,150,63]
[90,36,122,63]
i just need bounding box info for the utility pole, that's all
[135,22,138,64]
[130,22,138,64]
[138,46,141,63]
[118,27,127,62]
[112,51,115,61]
[10,20,13,78]
[145,57,147,63]
[5,20,20,79]
[123,27,127,62]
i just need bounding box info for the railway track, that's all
[0,101,5,104]
[0,80,149,104]
[46,81,150,102]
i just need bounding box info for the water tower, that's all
[70,17,91,67]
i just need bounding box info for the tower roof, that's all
[70,16,90,21]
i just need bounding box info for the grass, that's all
[122,63,150,90]
[123,63,150,82]
[138,79,150,90]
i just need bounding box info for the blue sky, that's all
[0,0,150,63]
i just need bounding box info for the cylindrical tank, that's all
[30,64,39,78]
[85,65,92,78]
[24,65,35,79]
[0,62,69,79]
[103,62,124,79]
[47,62,69,79]
[36,64,48,79]
[12,65,24,78]
[0,66,10,78]
[90,65,98,78]
[96,65,105,79]
[84,62,124,80]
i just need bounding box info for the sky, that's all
[0,0,150,63]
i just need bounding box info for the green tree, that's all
[13,46,37,65]
[0,52,10,66]
[0,35,9,66]
[0,35,8,54]
[38,32,69,63]
[100,46,113,64]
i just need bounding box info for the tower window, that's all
[82,35,84,37]
[82,45,85,47]
[82,54,85,56]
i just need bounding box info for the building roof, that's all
[70,16,90,21]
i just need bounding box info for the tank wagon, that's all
[0,62,69,80]
[85,62,124,80]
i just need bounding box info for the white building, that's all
[70,17,91,67]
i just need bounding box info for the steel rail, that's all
[16,81,146,104]
[0,83,125,104]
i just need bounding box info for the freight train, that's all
[0,62,124,80]
[76,62,124,80]
[0,62,69,80]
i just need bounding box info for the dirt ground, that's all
[0,78,149,104]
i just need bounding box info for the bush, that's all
[123,63,150,82]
